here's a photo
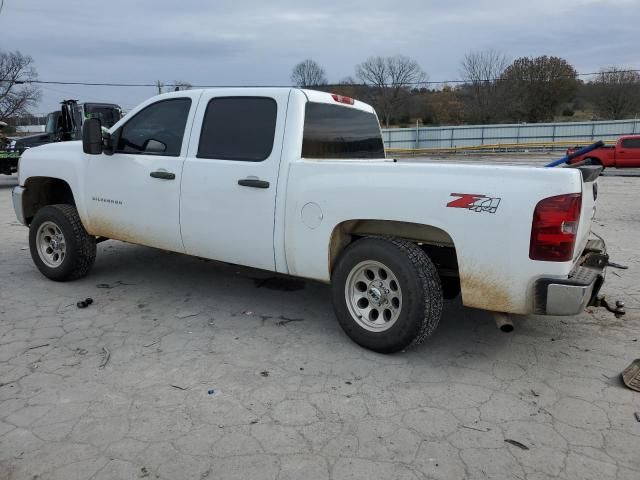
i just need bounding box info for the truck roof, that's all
[153,87,376,115]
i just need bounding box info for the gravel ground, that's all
[0,168,639,480]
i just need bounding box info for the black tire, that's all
[29,204,96,281]
[331,236,443,353]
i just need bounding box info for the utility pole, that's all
[155,81,164,95]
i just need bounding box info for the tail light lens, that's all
[530,193,582,262]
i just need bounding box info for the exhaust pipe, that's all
[494,313,514,333]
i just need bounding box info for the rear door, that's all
[180,89,290,271]
[617,137,640,167]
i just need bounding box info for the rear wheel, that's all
[29,204,96,281]
[331,237,443,353]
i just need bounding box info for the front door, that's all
[84,94,198,252]
[617,137,640,168]
[180,89,290,271]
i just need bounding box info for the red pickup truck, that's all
[568,135,640,168]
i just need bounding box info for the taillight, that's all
[530,193,582,262]
[331,94,355,105]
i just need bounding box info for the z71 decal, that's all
[447,193,501,214]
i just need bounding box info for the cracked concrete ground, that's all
[0,172,639,480]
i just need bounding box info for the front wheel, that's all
[331,237,443,353]
[29,204,96,281]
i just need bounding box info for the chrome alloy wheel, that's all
[344,260,403,332]
[36,221,66,268]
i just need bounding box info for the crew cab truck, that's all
[568,135,640,169]
[12,88,609,353]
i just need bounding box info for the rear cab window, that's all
[302,102,385,159]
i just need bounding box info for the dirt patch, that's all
[459,272,515,313]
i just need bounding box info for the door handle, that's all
[150,171,175,180]
[238,178,270,189]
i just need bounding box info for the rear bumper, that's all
[533,239,607,315]
[12,186,26,225]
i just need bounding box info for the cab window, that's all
[115,98,191,156]
[197,97,277,162]
[621,138,640,149]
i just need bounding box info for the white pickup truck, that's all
[12,88,610,352]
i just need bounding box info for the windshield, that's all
[85,104,122,128]
[302,102,385,159]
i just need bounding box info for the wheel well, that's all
[22,177,76,225]
[328,220,459,279]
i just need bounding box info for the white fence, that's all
[381,119,640,151]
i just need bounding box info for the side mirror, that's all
[143,138,167,154]
[82,118,103,154]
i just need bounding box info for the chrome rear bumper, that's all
[534,239,607,316]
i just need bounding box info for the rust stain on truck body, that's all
[459,271,519,314]
[86,217,175,252]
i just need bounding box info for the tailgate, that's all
[572,165,602,260]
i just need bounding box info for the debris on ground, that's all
[607,261,629,269]
[171,385,188,390]
[143,340,159,348]
[99,347,110,368]
[505,439,529,450]
[621,359,640,392]
[96,280,134,289]
[276,315,304,326]
[175,310,201,319]
[634,412,640,422]
[531,389,539,397]
[77,298,94,309]
[25,343,49,351]
[207,389,215,395]
[461,425,490,432]
[260,370,269,377]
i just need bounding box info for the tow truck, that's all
[1,100,122,175]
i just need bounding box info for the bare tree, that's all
[0,50,41,122]
[290,59,327,87]
[460,49,509,123]
[355,55,426,127]
[591,67,640,119]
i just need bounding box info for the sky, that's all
[1,0,639,113]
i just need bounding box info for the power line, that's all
[9,68,640,89]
